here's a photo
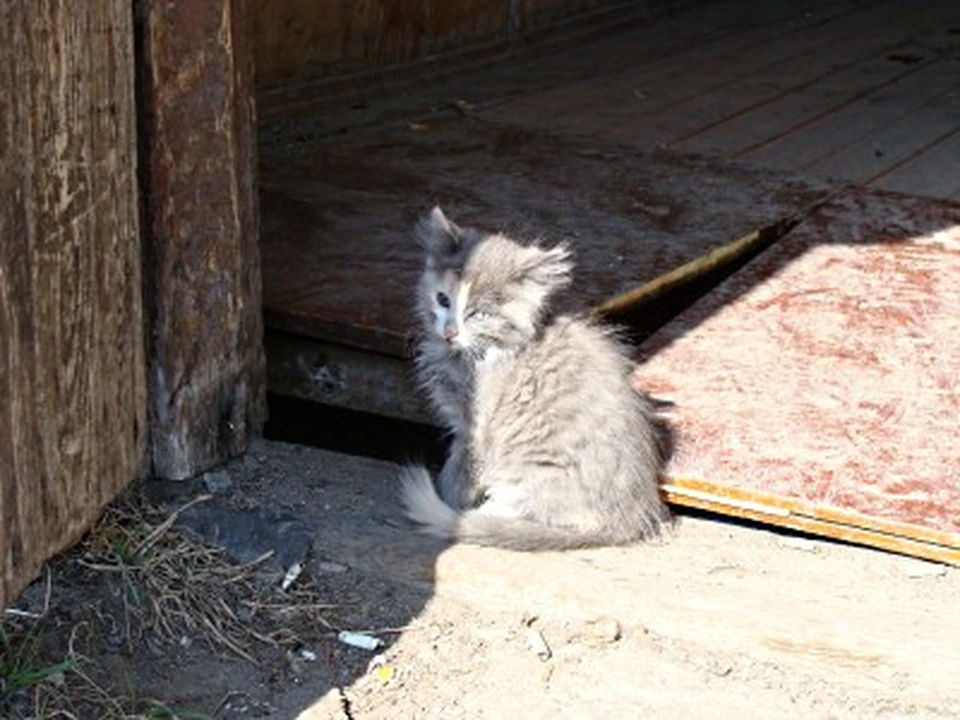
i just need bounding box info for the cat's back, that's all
[531,313,633,387]
[481,313,637,424]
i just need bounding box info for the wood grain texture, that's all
[252,0,671,90]
[0,0,145,607]
[478,0,960,200]
[137,0,266,480]
[662,479,960,566]
[254,0,509,88]
[634,188,960,560]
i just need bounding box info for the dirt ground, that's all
[4,439,959,719]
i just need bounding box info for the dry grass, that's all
[2,491,336,718]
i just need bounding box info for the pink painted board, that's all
[634,189,960,542]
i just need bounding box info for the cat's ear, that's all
[518,243,573,307]
[416,206,461,257]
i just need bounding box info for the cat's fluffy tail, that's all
[399,466,642,552]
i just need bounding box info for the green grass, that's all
[2,612,213,720]
[1,621,75,718]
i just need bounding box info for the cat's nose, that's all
[443,325,459,341]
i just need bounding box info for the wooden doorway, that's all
[1,0,266,609]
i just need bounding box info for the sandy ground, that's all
[7,439,958,719]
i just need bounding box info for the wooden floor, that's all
[259,0,960,349]
[257,0,960,562]
[479,0,960,199]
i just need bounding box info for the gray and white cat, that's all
[402,207,669,551]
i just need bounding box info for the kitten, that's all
[402,207,669,551]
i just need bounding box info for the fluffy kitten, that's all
[403,207,669,550]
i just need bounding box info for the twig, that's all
[133,494,213,558]
[4,567,53,619]
[4,607,43,619]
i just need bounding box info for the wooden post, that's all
[0,0,145,607]
[135,0,266,479]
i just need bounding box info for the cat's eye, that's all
[467,309,491,321]
[436,292,451,309]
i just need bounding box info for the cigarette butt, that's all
[338,631,382,651]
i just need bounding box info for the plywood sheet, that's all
[632,188,960,563]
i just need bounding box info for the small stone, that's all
[711,661,734,677]
[201,470,232,494]
[449,98,473,116]
[287,650,307,677]
[583,617,622,647]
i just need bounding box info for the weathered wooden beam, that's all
[136,0,266,480]
[265,331,431,425]
[0,0,145,607]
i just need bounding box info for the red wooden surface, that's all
[634,188,960,547]
[260,119,825,357]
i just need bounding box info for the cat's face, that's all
[416,207,572,358]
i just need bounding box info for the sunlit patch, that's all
[432,306,449,336]
[450,281,473,350]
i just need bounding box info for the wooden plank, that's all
[655,2,955,148]
[256,0,731,126]
[265,331,431,424]
[0,0,145,608]
[662,479,960,566]
[633,188,960,562]
[872,125,960,199]
[136,0,266,480]
[678,44,940,158]
[253,0,510,89]
[259,121,827,356]
[479,0,918,147]
[806,84,960,187]
[739,56,960,173]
